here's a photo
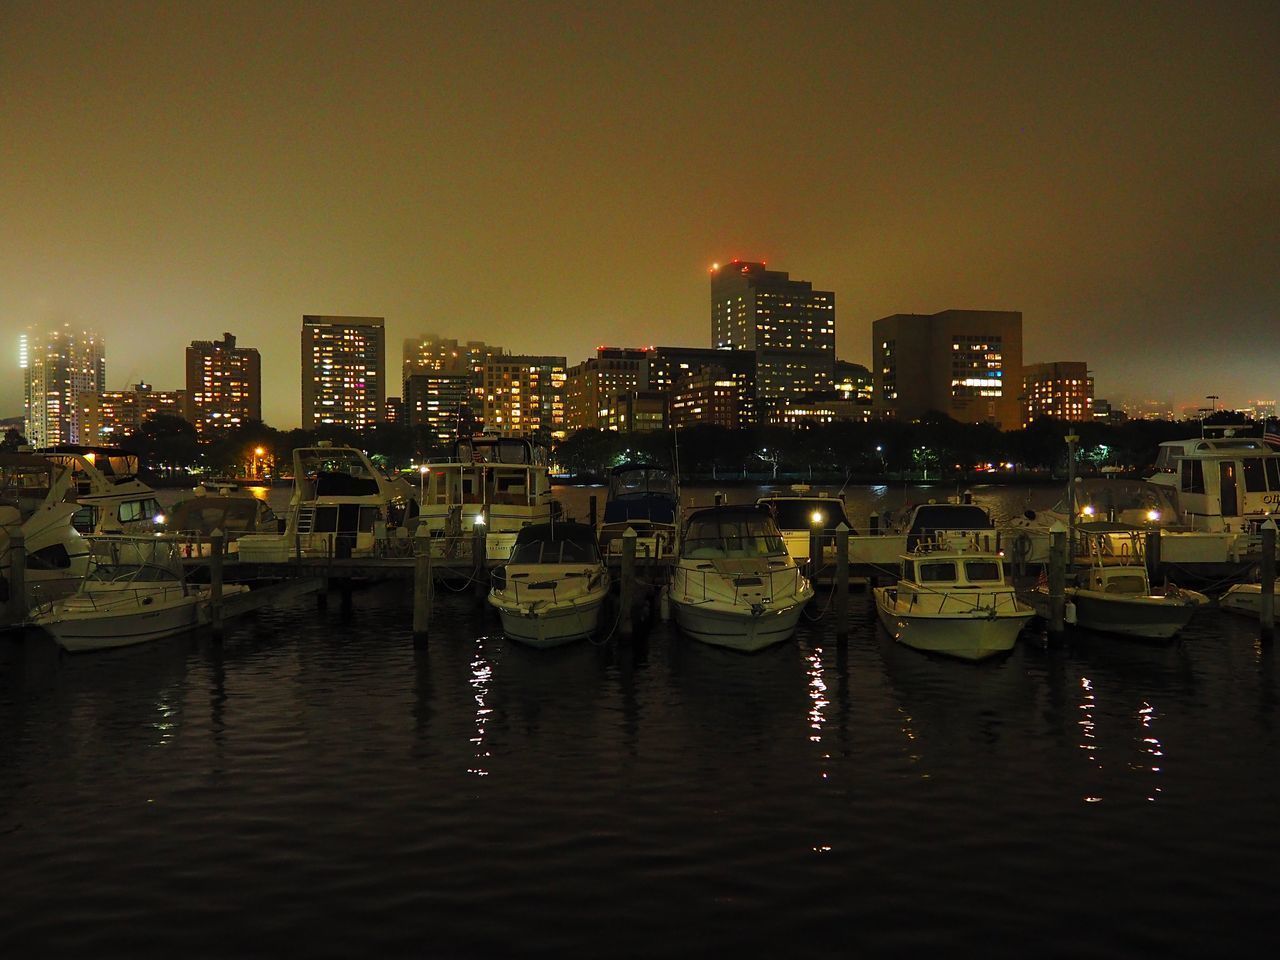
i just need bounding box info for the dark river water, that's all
[2,484,1277,957]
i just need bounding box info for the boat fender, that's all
[1065,600,1077,625]
[658,587,671,622]
[1011,532,1032,563]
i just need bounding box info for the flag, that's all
[1265,419,1280,449]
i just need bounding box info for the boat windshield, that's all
[509,538,600,565]
[683,514,787,559]
[611,468,676,498]
[964,560,1003,582]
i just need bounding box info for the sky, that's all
[2,0,1276,428]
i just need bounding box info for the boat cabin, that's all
[899,501,995,551]
[681,505,789,560]
[603,463,678,526]
[1148,432,1280,531]
[902,552,1008,591]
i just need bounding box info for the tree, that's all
[122,414,200,478]
[1,427,28,451]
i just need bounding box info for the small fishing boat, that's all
[488,521,610,647]
[874,540,1034,661]
[1219,582,1279,618]
[163,481,279,556]
[32,536,249,652]
[668,504,814,652]
[1020,522,1208,639]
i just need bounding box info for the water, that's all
[2,484,1277,957]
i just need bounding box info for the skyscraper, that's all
[710,260,835,418]
[301,315,386,430]
[563,348,651,432]
[20,323,106,447]
[185,332,262,437]
[481,354,566,439]
[872,309,1023,428]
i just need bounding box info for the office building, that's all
[80,382,188,443]
[563,347,651,432]
[301,315,386,430]
[402,335,499,392]
[185,332,262,438]
[872,310,1023,428]
[669,364,755,430]
[20,323,106,447]
[406,372,477,446]
[481,354,566,439]
[1021,361,1093,426]
[602,390,666,433]
[710,260,835,417]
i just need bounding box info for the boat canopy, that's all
[167,496,276,535]
[604,463,677,525]
[40,444,141,479]
[508,521,601,564]
[1054,479,1179,517]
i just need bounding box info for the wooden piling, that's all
[809,526,822,581]
[473,523,488,605]
[1145,529,1162,584]
[1048,523,1067,639]
[619,527,637,638]
[413,541,433,643]
[1260,521,1276,642]
[210,529,225,637]
[7,530,26,623]
[589,495,598,530]
[834,524,850,642]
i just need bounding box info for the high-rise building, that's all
[301,315,386,430]
[563,347,651,433]
[80,382,187,443]
[405,372,476,446]
[20,323,106,447]
[872,310,1023,428]
[669,365,755,430]
[710,260,835,417]
[185,332,262,438]
[601,390,666,433]
[649,346,756,409]
[482,354,566,439]
[1021,361,1093,426]
[402,336,499,391]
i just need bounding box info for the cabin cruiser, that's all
[874,540,1033,661]
[414,435,555,562]
[38,445,164,535]
[236,444,414,562]
[488,521,610,647]
[1147,427,1280,532]
[598,462,679,561]
[1219,581,1279,618]
[0,451,91,623]
[890,498,999,553]
[756,486,856,565]
[668,504,814,652]
[32,536,248,652]
[1020,522,1208,640]
[162,481,280,557]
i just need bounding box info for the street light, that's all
[419,464,429,504]
[254,446,265,479]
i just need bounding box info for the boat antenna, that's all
[672,425,682,489]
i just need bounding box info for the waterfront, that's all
[1,484,1277,957]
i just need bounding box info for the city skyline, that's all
[3,2,1276,427]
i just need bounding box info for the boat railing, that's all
[679,564,805,605]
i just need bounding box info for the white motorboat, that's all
[1218,582,1278,618]
[38,445,165,535]
[598,462,679,561]
[874,540,1034,661]
[755,486,856,565]
[668,504,814,653]
[32,536,249,652]
[1,451,91,624]
[488,521,610,647]
[889,498,1000,554]
[236,444,414,562]
[163,481,279,557]
[1020,522,1208,640]
[415,435,556,562]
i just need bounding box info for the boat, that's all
[598,462,679,561]
[891,497,999,553]
[236,444,415,562]
[31,536,249,652]
[0,451,91,623]
[1020,522,1209,640]
[668,504,814,652]
[1219,582,1279,618]
[414,435,556,562]
[162,481,280,556]
[488,521,610,647]
[37,444,165,535]
[756,485,856,565]
[874,540,1034,661]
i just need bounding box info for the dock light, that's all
[811,510,825,526]
[1147,509,1161,523]
[153,513,166,525]
[475,513,486,527]
[1082,505,1095,516]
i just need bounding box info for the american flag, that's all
[1265,419,1280,449]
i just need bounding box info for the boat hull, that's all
[489,591,607,648]
[36,585,249,652]
[1219,583,1276,619]
[670,594,809,653]
[874,587,1031,660]
[1023,587,1200,640]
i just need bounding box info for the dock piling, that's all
[1146,529,1162,584]
[210,529,224,637]
[834,524,850,642]
[1048,522,1067,640]
[589,495,597,530]
[1261,521,1276,642]
[7,531,26,624]
[619,528,636,638]
[473,523,488,605]
[413,541,433,644]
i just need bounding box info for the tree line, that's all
[1,411,1256,484]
